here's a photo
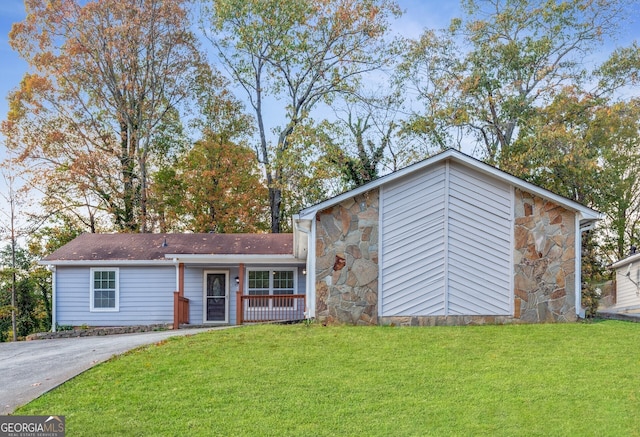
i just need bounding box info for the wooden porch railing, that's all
[173,291,189,329]
[239,294,306,324]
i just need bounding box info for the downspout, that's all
[173,258,179,293]
[294,217,314,319]
[50,265,57,332]
[576,215,585,318]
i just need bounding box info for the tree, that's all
[320,90,413,190]
[400,0,633,163]
[592,100,640,262]
[152,137,270,233]
[202,0,401,232]
[498,87,640,264]
[0,245,51,341]
[0,152,25,341]
[5,0,205,232]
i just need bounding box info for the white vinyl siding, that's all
[381,160,512,317]
[447,162,512,315]
[614,266,640,309]
[382,166,446,316]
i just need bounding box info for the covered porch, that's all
[172,261,307,329]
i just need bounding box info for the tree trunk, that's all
[120,123,137,231]
[269,186,282,234]
[11,235,17,342]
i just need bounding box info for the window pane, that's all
[93,270,116,309]
[274,271,293,290]
[94,290,115,308]
[249,271,269,289]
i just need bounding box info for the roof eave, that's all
[164,254,303,264]
[610,252,640,270]
[39,259,177,266]
[298,149,601,220]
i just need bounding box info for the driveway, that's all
[0,327,230,415]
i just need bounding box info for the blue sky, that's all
[0,0,637,240]
[0,0,462,242]
[0,0,463,130]
[1,0,637,140]
[0,0,29,126]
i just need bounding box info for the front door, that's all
[204,271,228,323]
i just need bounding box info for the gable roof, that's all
[297,148,601,223]
[41,233,295,265]
[611,251,640,270]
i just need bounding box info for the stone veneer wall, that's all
[513,188,577,322]
[315,189,379,325]
[317,186,579,327]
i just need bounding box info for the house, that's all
[40,233,308,329]
[608,249,640,313]
[42,149,601,329]
[293,149,600,326]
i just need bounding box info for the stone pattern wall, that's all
[315,189,379,325]
[316,186,579,326]
[513,189,577,322]
[26,324,173,340]
[381,315,517,326]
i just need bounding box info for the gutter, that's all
[49,266,57,332]
[294,215,314,319]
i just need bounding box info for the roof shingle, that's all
[42,233,294,261]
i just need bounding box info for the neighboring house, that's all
[294,149,600,326]
[609,250,640,312]
[42,149,601,329]
[41,234,307,329]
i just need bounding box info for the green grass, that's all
[16,321,640,436]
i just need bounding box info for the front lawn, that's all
[16,321,640,436]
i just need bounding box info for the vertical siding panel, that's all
[447,162,512,315]
[381,165,447,316]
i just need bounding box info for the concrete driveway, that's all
[0,327,229,415]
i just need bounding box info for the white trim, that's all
[378,184,384,318]
[575,214,584,318]
[443,161,450,315]
[203,270,229,324]
[40,259,177,267]
[509,186,515,316]
[40,255,304,267]
[245,267,299,294]
[299,149,601,222]
[245,267,299,311]
[167,254,302,264]
[89,267,119,312]
[50,266,57,332]
[611,252,640,270]
[309,216,317,318]
[293,215,310,260]
[174,258,179,293]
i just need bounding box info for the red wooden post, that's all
[178,263,185,296]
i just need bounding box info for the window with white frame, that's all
[247,269,296,308]
[90,268,119,311]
